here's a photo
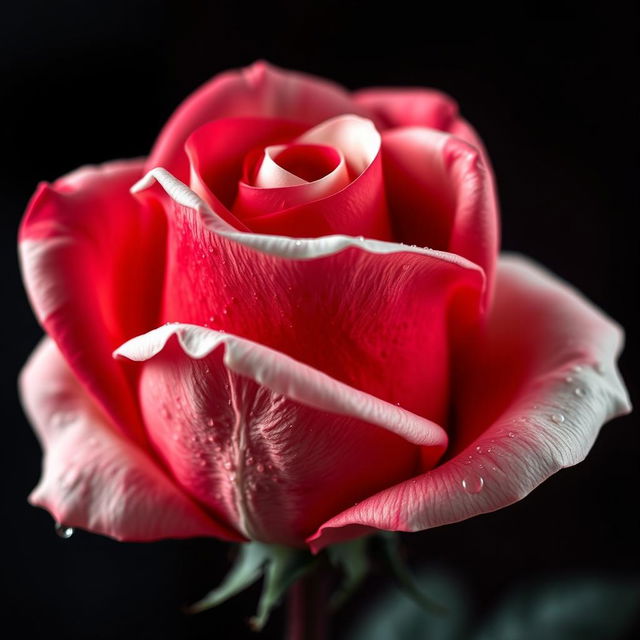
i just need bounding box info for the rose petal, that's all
[381,127,498,302]
[185,116,307,227]
[353,87,461,134]
[232,115,391,239]
[18,160,166,444]
[115,324,447,546]
[21,338,239,542]
[149,60,370,180]
[308,254,630,552]
[132,168,485,431]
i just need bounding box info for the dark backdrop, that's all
[1,3,638,639]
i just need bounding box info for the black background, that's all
[1,2,638,639]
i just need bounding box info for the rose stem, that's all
[285,558,331,640]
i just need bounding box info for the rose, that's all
[19,61,630,551]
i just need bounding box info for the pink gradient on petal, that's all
[18,159,166,445]
[116,324,447,546]
[381,127,498,302]
[21,338,240,542]
[308,255,630,551]
[149,60,370,182]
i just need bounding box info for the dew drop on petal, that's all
[294,240,302,247]
[551,413,565,424]
[507,431,516,438]
[206,417,214,427]
[565,376,574,384]
[462,474,484,494]
[256,463,265,473]
[55,523,74,539]
[574,387,585,397]
[572,365,583,373]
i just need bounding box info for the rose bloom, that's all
[19,61,630,551]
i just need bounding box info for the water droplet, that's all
[222,307,229,315]
[574,387,585,397]
[223,460,233,471]
[246,456,255,466]
[462,474,484,494]
[206,417,214,427]
[475,445,484,454]
[487,446,494,453]
[256,463,265,473]
[55,523,74,539]
[507,431,516,438]
[572,365,583,373]
[463,455,473,465]
[294,240,302,247]
[356,235,365,242]
[209,316,215,323]
[551,413,565,424]
[564,376,574,384]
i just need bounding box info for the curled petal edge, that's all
[114,323,448,452]
[307,254,631,552]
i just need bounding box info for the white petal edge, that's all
[130,166,486,289]
[22,337,239,542]
[308,254,631,550]
[114,323,448,450]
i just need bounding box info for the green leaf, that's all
[474,576,640,640]
[186,542,270,614]
[348,567,469,640]
[249,545,318,631]
[377,532,448,615]
[328,537,370,610]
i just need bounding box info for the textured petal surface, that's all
[149,60,370,180]
[132,168,485,432]
[308,255,630,552]
[21,338,239,542]
[18,160,166,444]
[115,324,448,546]
[381,127,498,301]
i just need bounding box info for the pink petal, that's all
[21,338,239,542]
[186,114,391,239]
[115,324,447,546]
[185,116,307,227]
[381,127,498,302]
[148,60,369,181]
[353,88,460,133]
[18,160,166,444]
[308,255,630,552]
[132,168,485,432]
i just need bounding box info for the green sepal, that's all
[249,545,319,631]
[186,542,271,614]
[377,532,447,615]
[327,537,370,610]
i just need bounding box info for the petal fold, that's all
[115,324,446,545]
[308,255,630,552]
[19,159,166,444]
[21,338,239,542]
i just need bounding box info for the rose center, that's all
[234,142,352,218]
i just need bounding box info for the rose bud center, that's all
[234,143,351,216]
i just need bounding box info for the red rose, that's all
[19,61,630,551]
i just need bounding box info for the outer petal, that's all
[21,338,239,542]
[381,127,498,303]
[308,254,630,552]
[18,160,166,444]
[353,87,461,133]
[132,168,485,432]
[148,60,369,181]
[115,324,448,546]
